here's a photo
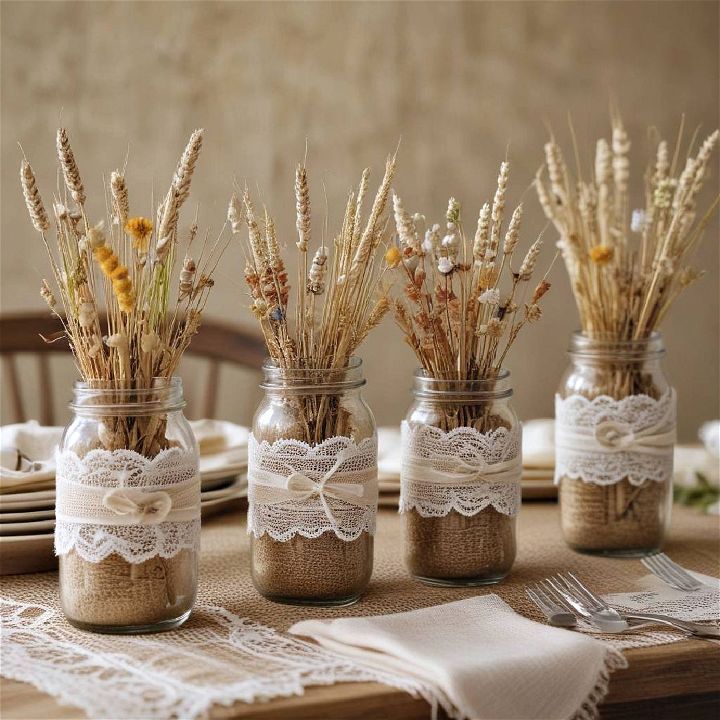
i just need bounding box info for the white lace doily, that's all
[400,421,522,518]
[247,434,378,542]
[55,447,200,564]
[603,571,720,622]
[555,390,676,487]
[0,594,432,720]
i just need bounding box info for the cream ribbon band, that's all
[56,473,201,526]
[402,454,522,487]
[556,418,676,456]
[249,449,378,529]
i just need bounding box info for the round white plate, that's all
[0,508,55,522]
[0,518,55,535]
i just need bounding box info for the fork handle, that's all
[625,613,720,639]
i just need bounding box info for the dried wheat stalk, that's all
[536,115,719,340]
[238,153,396,442]
[20,128,226,455]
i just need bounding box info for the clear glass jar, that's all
[402,371,520,586]
[556,332,674,556]
[249,358,376,606]
[56,378,199,633]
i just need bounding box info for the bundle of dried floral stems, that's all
[235,153,396,444]
[536,115,719,397]
[20,128,225,456]
[389,160,552,430]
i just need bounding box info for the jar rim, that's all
[569,331,665,359]
[412,368,513,400]
[70,377,186,414]
[260,357,365,392]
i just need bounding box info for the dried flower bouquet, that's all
[537,116,719,553]
[389,159,552,425]
[21,128,224,455]
[235,154,396,444]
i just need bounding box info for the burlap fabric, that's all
[1,502,718,719]
[205,503,717,627]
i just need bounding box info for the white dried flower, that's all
[106,332,128,349]
[78,301,96,328]
[437,256,454,274]
[631,209,645,233]
[441,232,458,251]
[478,289,500,305]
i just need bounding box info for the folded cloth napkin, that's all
[290,595,625,720]
[0,422,61,491]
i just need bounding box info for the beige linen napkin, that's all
[290,595,625,720]
[0,421,61,492]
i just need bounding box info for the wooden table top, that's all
[2,501,719,720]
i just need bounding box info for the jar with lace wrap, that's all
[248,359,377,606]
[56,378,200,633]
[401,371,521,586]
[556,333,675,556]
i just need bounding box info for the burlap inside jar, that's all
[404,507,515,583]
[59,549,197,629]
[560,477,668,552]
[251,531,373,603]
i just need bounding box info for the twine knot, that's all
[594,420,637,450]
[102,487,172,525]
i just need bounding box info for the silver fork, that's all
[541,575,629,633]
[552,572,720,640]
[642,553,703,592]
[525,585,577,628]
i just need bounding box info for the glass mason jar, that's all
[556,333,675,556]
[248,358,376,606]
[56,378,199,633]
[402,371,520,586]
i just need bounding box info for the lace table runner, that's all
[2,505,718,719]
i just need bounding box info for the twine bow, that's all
[402,453,521,487]
[102,487,173,525]
[283,450,367,528]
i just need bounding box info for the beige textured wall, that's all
[1,0,718,438]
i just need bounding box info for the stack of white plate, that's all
[375,423,559,508]
[0,420,249,575]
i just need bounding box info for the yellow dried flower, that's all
[92,236,135,313]
[125,217,153,253]
[589,245,614,265]
[385,246,402,268]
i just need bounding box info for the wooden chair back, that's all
[0,313,266,424]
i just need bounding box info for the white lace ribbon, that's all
[55,446,200,564]
[248,434,378,542]
[400,421,522,518]
[555,389,676,487]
